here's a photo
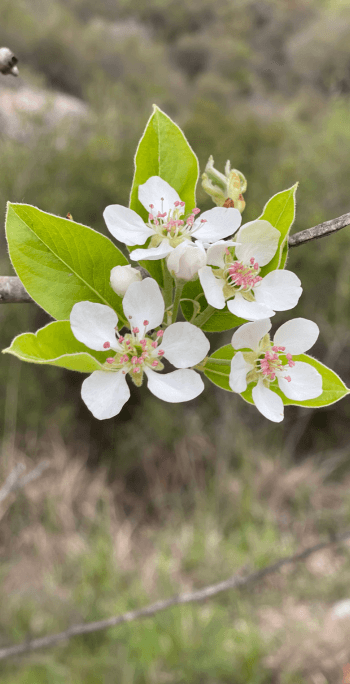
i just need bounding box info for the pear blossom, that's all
[110,264,142,296]
[198,220,302,320]
[229,318,323,422]
[166,241,206,281]
[70,278,210,420]
[103,176,242,261]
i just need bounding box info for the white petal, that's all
[227,293,275,321]
[161,322,210,368]
[81,370,130,420]
[138,176,183,216]
[229,352,253,393]
[130,241,173,261]
[252,380,284,422]
[277,361,323,401]
[231,319,272,352]
[198,266,226,309]
[254,270,302,311]
[122,278,165,333]
[235,220,279,266]
[103,205,154,247]
[206,240,237,268]
[273,318,319,355]
[70,301,118,351]
[145,368,204,402]
[192,207,242,242]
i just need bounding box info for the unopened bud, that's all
[167,242,206,282]
[110,264,142,297]
[0,48,19,76]
[202,155,247,213]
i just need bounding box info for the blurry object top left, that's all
[0,48,18,77]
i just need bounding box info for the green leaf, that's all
[6,203,129,322]
[203,344,233,391]
[129,105,199,284]
[3,321,109,373]
[204,345,349,408]
[259,183,298,276]
[241,354,350,408]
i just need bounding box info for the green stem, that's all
[205,358,231,366]
[162,260,174,324]
[171,281,184,323]
[192,304,216,328]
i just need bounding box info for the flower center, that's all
[147,200,206,246]
[225,256,262,292]
[259,346,295,382]
[103,321,165,385]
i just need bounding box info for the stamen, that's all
[103,341,110,349]
[132,327,139,334]
[106,358,114,364]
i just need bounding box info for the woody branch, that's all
[0,211,350,304]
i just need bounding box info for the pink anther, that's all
[180,201,185,207]
[152,360,158,367]
[151,341,158,348]
[192,208,200,215]
[156,330,164,337]
[103,341,110,349]
[106,358,114,364]
[143,320,149,326]
[158,349,164,356]
[132,327,139,334]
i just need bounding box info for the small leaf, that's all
[3,321,109,373]
[259,183,298,275]
[129,105,199,284]
[204,348,349,409]
[203,344,233,391]
[6,203,129,322]
[241,354,349,408]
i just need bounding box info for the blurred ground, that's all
[2,433,350,682]
[1,0,350,681]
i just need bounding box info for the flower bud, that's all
[110,265,142,296]
[202,155,247,213]
[167,242,206,282]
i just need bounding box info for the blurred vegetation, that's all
[1,0,350,680]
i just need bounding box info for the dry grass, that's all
[1,432,350,682]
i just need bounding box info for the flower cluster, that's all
[61,171,328,422]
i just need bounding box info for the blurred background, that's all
[2,0,350,681]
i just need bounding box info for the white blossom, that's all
[166,241,207,281]
[229,318,323,422]
[103,176,242,261]
[110,264,142,296]
[198,220,302,320]
[70,278,210,420]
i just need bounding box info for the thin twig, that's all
[288,211,350,247]
[0,460,50,504]
[1,212,350,304]
[1,529,350,661]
